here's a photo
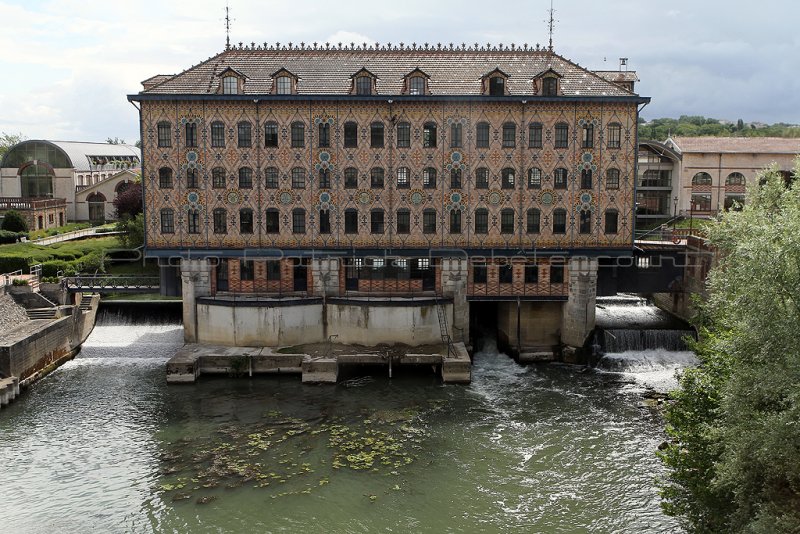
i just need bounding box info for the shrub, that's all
[1,210,28,232]
[0,256,30,274]
[40,276,60,283]
[11,278,29,286]
[41,260,73,277]
[0,229,24,244]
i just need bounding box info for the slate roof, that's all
[594,70,639,83]
[137,45,638,98]
[667,136,800,155]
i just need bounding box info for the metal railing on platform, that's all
[63,275,160,292]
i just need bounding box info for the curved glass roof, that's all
[1,140,140,172]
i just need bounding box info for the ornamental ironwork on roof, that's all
[135,43,637,98]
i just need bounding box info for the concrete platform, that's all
[167,342,472,385]
[0,376,20,408]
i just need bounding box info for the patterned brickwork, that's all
[142,99,637,252]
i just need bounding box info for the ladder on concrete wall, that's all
[435,295,455,358]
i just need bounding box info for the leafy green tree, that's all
[116,212,144,248]
[659,159,800,532]
[0,132,25,159]
[1,209,28,232]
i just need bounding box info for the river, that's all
[0,309,682,533]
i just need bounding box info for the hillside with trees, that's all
[640,116,800,140]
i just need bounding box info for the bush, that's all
[0,229,24,244]
[1,210,28,232]
[40,276,60,283]
[0,256,31,274]
[41,260,74,277]
[11,278,29,286]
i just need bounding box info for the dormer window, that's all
[409,77,425,95]
[223,76,238,94]
[483,68,509,96]
[535,69,562,96]
[271,69,297,95]
[356,76,372,95]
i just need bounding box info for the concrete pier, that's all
[167,342,471,384]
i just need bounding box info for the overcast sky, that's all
[1,0,798,144]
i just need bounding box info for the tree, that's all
[116,212,144,248]
[0,132,25,159]
[659,159,800,532]
[1,209,28,232]
[106,137,126,145]
[113,182,143,219]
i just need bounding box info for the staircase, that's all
[434,295,455,358]
[79,294,95,311]
[26,308,58,320]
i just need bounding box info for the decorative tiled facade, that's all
[131,46,647,298]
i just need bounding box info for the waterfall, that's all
[603,329,692,353]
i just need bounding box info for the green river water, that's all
[0,311,681,533]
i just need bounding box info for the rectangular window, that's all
[474,210,488,234]
[527,209,540,233]
[524,264,539,284]
[499,264,513,284]
[550,265,564,284]
[528,123,542,148]
[319,210,331,234]
[213,209,227,234]
[423,210,436,234]
[370,123,384,148]
[265,123,278,147]
[291,123,305,148]
[553,210,566,234]
[292,210,306,234]
[344,168,358,189]
[240,209,253,234]
[581,124,594,149]
[608,124,622,149]
[185,123,197,148]
[211,122,225,148]
[450,169,462,189]
[370,168,384,189]
[396,167,409,189]
[157,123,171,147]
[606,169,620,190]
[238,122,252,148]
[264,167,279,189]
[500,210,514,234]
[476,123,489,148]
[501,169,515,189]
[160,209,174,234]
[554,168,568,189]
[239,168,253,189]
[265,210,279,233]
[473,264,487,284]
[528,168,542,189]
[291,168,305,189]
[318,123,330,148]
[370,210,385,234]
[240,260,255,281]
[423,123,437,148]
[396,210,410,234]
[187,210,200,234]
[423,168,436,189]
[159,168,173,189]
[266,261,281,280]
[344,122,358,148]
[344,210,358,234]
[605,211,618,234]
[581,169,592,190]
[555,123,568,149]
[186,168,198,189]
[450,123,463,148]
[579,210,591,234]
[396,123,410,148]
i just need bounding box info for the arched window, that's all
[239,208,254,234]
[476,122,490,148]
[213,208,227,234]
[396,122,411,148]
[265,208,280,233]
[291,167,305,189]
[344,121,358,148]
[318,122,330,148]
[355,75,372,95]
[528,167,542,189]
[187,209,200,234]
[291,122,305,148]
[292,208,306,234]
[264,167,279,189]
[526,208,541,234]
[475,168,489,189]
[581,169,592,189]
[396,209,410,234]
[553,209,567,234]
[264,121,279,147]
[423,122,437,148]
[276,76,292,95]
[501,168,515,189]
[237,121,252,148]
[408,76,426,95]
[158,167,173,189]
[370,209,385,234]
[344,167,358,189]
[500,208,515,234]
[344,208,359,234]
[371,167,385,189]
[607,123,622,149]
[222,76,238,94]
[450,123,463,148]
[542,77,558,96]
[211,121,225,148]
[157,121,171,148]
[423,167,437,189]
[319,168,331,189]
[528,122,543,148]
[581,124,594,149]
[238,167,253,189]
[422,209,437,234]
[604,210,619,234]
[396,167,410,189]
[159,208,174,234]
[606,168,621,190]
[488,76,505,96]
[212,167,225,189]
[692,172,713,186]
[554,122,569,148]
[449,210,462,234]
[474,208,489,234]
[88,192,107,223]
[554,168,568,189]
[186,168,198,189]
[726,172,746,186]
[370,122,384,148]
[579,210,592,234]
[450,169,462,189]
[502,122,516,148]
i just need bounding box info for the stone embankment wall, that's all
[0,294,29,332]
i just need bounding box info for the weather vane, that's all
[547,0,557,52]
[224,2,232,50]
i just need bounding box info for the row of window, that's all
[160,207,619,236]
[157,166,622,191]
[156,120,623,150]
[691,172,746,186]
[472,263,564,285]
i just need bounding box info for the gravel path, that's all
[0,293,29,333]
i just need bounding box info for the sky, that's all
[1,0,798,144]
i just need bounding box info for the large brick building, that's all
[130,43,649,355]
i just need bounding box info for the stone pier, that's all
[561,257,598,349]
[180,259,212,344]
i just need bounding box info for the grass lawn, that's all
[0,236,122,275]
